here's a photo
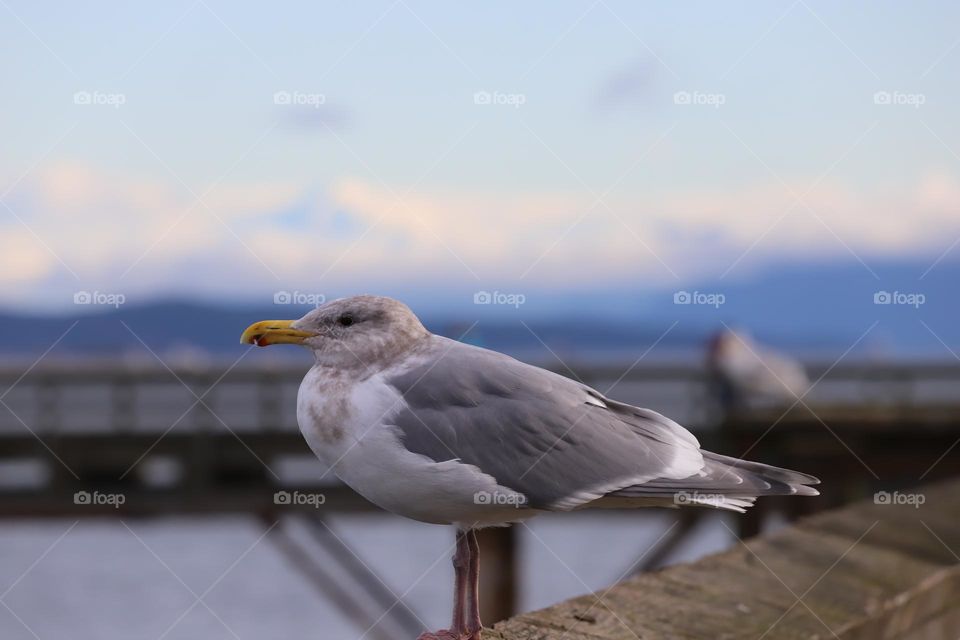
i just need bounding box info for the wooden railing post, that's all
[476,526,517,625]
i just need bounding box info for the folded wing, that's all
[385,338,703,510]
[387,337,818,512]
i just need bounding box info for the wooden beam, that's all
[476,526,518,625]
[488,477,960,640]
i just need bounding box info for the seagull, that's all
[707,327,810,416]
[242,296,819,640]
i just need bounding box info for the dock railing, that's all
[1,361,959,633]
[489,476,960,640]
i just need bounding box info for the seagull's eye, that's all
[337,314,354,327]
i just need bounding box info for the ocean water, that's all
[0,511,735,639]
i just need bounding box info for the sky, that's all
[2,0,960,313]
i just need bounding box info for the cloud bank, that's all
[2,160,959,309]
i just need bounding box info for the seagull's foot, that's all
[416,630,463,640]
[415,629,482,640]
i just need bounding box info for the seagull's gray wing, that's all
[384,337,704,510]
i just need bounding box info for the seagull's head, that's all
[241,295,430,368]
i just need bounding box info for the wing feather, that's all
[385,337,704,510]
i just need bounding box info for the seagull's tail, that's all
[606,451,820,513]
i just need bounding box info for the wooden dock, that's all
[489,477,960,640]
[1,361,958,632]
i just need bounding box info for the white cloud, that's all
[2,161,959,308]
[0,231,52,283]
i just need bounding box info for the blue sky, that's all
[2,1,960,311]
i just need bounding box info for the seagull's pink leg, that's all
[417,530,470,640]
[465,529,483,639]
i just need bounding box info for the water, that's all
[0,511,736,639]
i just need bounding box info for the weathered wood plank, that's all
[490,478,960,640]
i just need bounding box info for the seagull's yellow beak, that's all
[241,320,316,347]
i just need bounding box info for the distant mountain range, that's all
[1,257,956,362]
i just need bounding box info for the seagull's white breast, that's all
[297,364,535,526]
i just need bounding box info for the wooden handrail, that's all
[489,478,960,639]
[0,360,959,381]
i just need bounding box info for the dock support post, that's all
[476,526,517,625]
